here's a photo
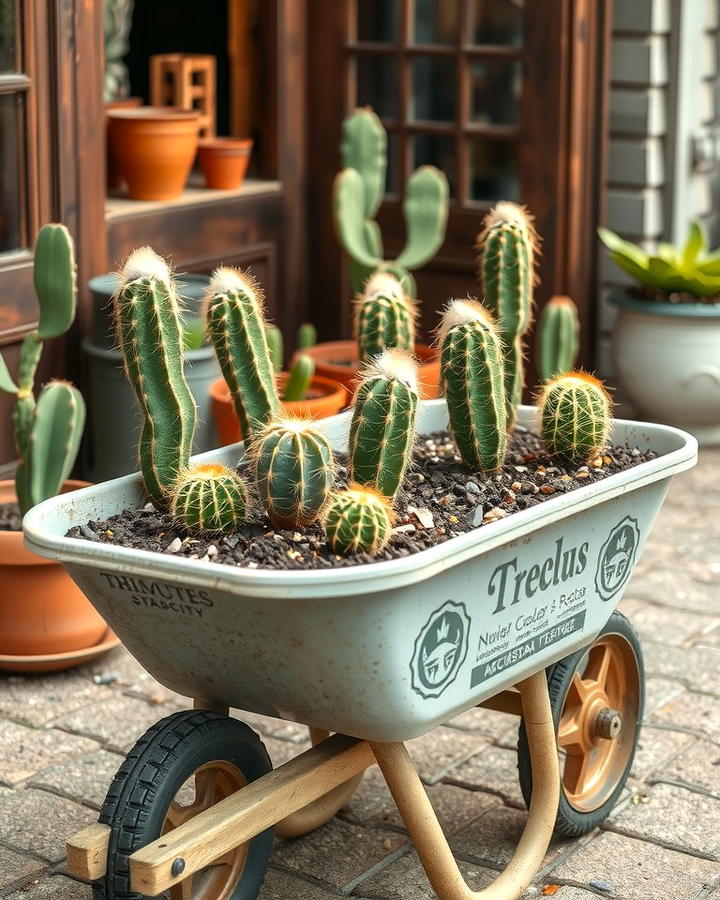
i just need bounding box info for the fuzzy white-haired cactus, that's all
[354,270,417,361]
[539,372,611,464]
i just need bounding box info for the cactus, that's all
[476,202,538,426]
[114,247,197,508]
[438,299,507,472]
[283,354,315,402]
[537,295,580,381]
[325,486,393,556]
[252,418,334,528]
[170,463,248,533]
[348,349,418,499]
[265,324,283,372]
[539,372,611,465]
[297,322,317,350]
[334,108,449,296]
[354,271,416,362]
[204,267,281,439]
[0,224,86,517]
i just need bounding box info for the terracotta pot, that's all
[198,138,253,190]
[107,107,201,201]
[0,480,108,662]
[210,374,348,445]
[301,341,441,399]
[105,96,142,190]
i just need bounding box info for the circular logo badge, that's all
[595,516,640,601]
[410,600,470,699]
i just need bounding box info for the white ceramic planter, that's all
[610,291,720,445]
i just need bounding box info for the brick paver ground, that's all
[1,451,719,899]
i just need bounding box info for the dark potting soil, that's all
[0,502,22,532]
[67,428,656,571]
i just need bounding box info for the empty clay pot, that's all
[198,138,253,190]
[105,96,142,190]
[107,107,201,200]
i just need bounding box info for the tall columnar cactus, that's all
[348,349,418,500]
[325,486,393,556]
[204,268,281,439]
[539,372,611,465]
[170,463,248,533]
[354,271,416,362]
[114,247,197,508]
[0,224,86,516]
[334,107,449,297]
[438,299,507,472]
[476,202,538,426]
[252,418,334,529]
[537,295,580,382]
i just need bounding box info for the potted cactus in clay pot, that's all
[0,225,114,671]
[305,108,448,398]
[599,223,720,444]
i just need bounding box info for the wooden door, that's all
[306,0,610,377]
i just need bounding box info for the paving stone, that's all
[630,724,695,780]
[0,787,94,862]
[231,710,312,744]
[622,567,720,615]
[0,721,99,786]
[608,782,720,858]
[527,889,599,899]
[642,642,720,695]
[4,874,91,898]
[0,672,108,728]
[404,726,489,785]
[655,738,720,797]
[0,846,46,891]
[53,693,174,752]
[443,744,524,806]
[649,691,720,743]
[28,749,123,810]
[259,867,339,898]
[550,831,720,899]
[618,597,717,646]
[350,849,498,897]
[272,818,408,891]
[341,764,499,835]
[85,645,188,706]
[449,803,574,871]
[643,675,686,717]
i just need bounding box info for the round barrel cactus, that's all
[539,372,611,464]
[325,486,393,556]
[170,463,248,533]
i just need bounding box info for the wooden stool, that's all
[150,53,216,138]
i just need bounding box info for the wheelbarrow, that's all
[23,400,697,899]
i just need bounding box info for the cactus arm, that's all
[265,324,284,373]
[333,169,383,269]
[283,353,314,402]
[395,166,449,270]
[297,322,317,350]
[17,333,42,392]
[340,108,387,218]
[24,380,85,512]
[34,224,77,340]
[0,352,18,394]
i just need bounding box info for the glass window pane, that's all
[357,0,399,43]
[471,0,524,46]
[0,0,16,72]
[0,94,23,253]
[356,54,399,120]
[411,57,457,122]
[470,59,522,125]
[413,0,460,45]
[469,137,518,202]
[413,134,456,197]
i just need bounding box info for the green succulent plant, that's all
[354,271,416,362]
[265,322,318,402]
[539,372,611,465]
[598,222,720,299]
[537,295,580,382]
[170,463,248,533]
[0,224,86,517]
[324,485,393,556]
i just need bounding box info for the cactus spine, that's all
[539,372,611,464]
[334,108,449,296]
[204,267,281,439]
[354,271,416,362]
[171,463,248,533]
[438,300,507,472]
[348,349,418,500]
[476,202,537,426]
[537,295,580,381]
[0,224,85,516]
[114,247,197,508]
[325,486,393,556]
[253,418,334,529]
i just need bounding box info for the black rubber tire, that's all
[517,611,644,838]
[93,709,274,900]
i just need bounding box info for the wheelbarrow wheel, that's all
[517,611,644,838]
[93,709,273,900]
